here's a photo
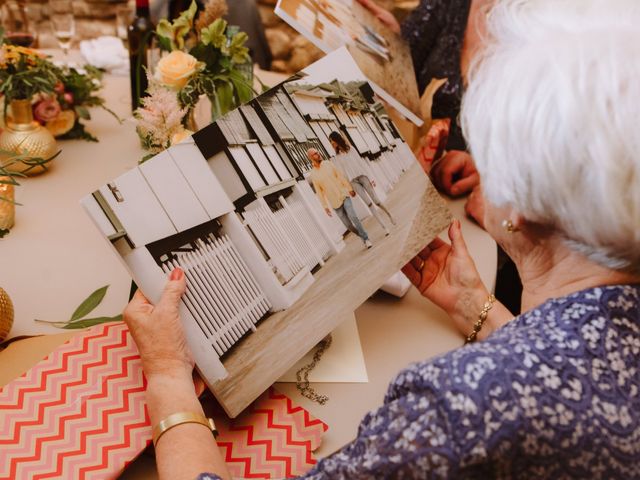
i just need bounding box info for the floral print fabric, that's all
[199,284,640,479]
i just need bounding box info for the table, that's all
[0,69,497,478]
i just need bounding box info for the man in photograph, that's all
[307,148,373,249]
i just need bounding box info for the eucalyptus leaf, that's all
[70,285,109,321]
[62,315,123,329]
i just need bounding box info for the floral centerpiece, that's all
[32,65,120,142]
[0,28,118,145]
[0,41,59,173]
[135,0,255,161]
[0,43,58,105]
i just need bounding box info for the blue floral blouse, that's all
[199,284,640,479]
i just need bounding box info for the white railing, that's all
[161,233,270,356]
[242,200,308,285]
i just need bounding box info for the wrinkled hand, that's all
[430,150,479,197]
[465,185,485,228]
[355,0,401,33]
[123,268,194,379]
[402,220,489,335]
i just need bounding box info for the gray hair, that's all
[462,0,640,271]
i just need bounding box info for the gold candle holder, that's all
[0,180,15,231]
[0,287,14,342]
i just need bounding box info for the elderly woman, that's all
[124,1,640,478]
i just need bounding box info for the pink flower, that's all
[54,82,65,94]
[33,98,62,123]
[63,92,74,105]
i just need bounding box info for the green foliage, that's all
[59,120,99,142]
[70,285,109,321]
[177,17,255,118]
[228,31,250,65]
[201,18,227,50]
[0,148,61,179]
[0,46,59,102]
[35,284,123,329]
[156,0,198,51]
[53,64,122,132]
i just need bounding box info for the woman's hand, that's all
[430,150,480,197]
[402,220,492,337]
[123,268,194,380]
[356,0,401,34]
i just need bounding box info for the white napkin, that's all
[380,271,412,298]
[80,36,129,76]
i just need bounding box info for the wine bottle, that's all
[128,0,155,111]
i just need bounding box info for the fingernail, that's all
[170,267,184,281]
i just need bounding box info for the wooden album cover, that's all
[81,48,450,417]
[275,0,423,126]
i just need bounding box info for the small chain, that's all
[295,334,333,405]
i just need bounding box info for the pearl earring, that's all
[501,219,518,233]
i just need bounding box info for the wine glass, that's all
[1,1,37,48]
[48,0,75,60]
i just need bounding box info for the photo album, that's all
[275,0,423,126]
[81,47,451,417]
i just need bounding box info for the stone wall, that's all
[29,0,130,49]
[32,0,416,73]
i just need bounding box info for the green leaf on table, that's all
[70,285,109,321]
[62,315,123,329]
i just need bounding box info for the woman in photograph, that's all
[306,147,373,249]
[123,1,640,478]
[329,130,396,235]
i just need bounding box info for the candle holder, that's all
[0,287,14,342]
[0,181,15,231]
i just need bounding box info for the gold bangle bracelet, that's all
[152,411,218,446]
[464,294,496,344]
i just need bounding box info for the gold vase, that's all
[0,287,14,342]
[0,99,58,176]
[0,180,15,231]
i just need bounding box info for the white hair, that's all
[462,0,640,271]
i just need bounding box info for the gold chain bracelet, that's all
[465,294,496,344]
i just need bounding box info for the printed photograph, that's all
[275,0,423,125]
[82,47,450,416]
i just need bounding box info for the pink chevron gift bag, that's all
[0,322,151,480]
[0,322,329,480]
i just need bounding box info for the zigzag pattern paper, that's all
[0,322,151,480]
[216,388,328,479]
